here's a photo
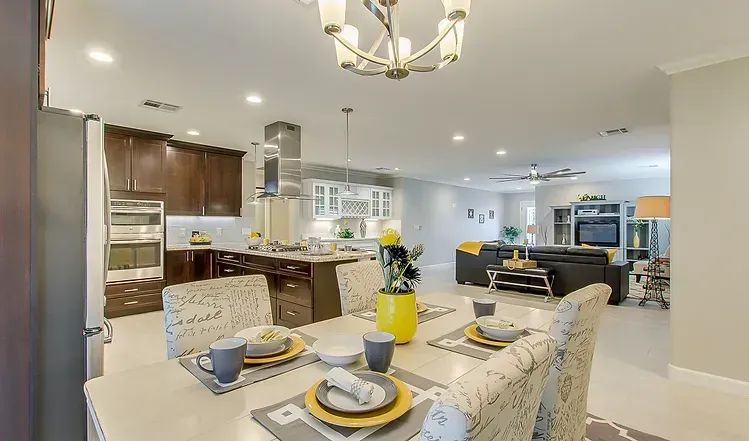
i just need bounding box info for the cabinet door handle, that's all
[126,178,130,190]
[133,179,137,191]
[286,283,299,288]
[202,205,205,216]
[123,301,139,305]
[286,310,297,316]
[123,288,139,293]
[286,265,300,270]
[222,254,235,259]
[223,269,235,273]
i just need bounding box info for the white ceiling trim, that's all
[657,43,749,75]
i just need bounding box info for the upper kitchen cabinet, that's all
[166,140,245,216]
[305,179,393,220]
[104,125,172,194]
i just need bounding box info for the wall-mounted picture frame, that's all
[468,209,475,219]
[488,210,494,220]
[479,214,485,224]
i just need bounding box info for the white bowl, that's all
[235,325,290,356]
[245,237,263,246]
[313,335,364,367]
[476,316,525,342]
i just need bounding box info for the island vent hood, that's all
[250,121,313,201]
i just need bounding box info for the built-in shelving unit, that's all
[551,205,572,245]
[623,202,650,271]
[570,200,627,261]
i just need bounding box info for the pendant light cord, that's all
[342,107,354,192]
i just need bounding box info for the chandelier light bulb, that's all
[318,0,346,32]
[388,37,412,61]
[335,25,359,66]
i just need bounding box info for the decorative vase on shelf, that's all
[376,290,417,344]
[360,219,367,238]
[633,231,640,249]
[562,233,567,245]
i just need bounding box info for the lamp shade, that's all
[444,0,471,17]
[634,196,670,220]
[318,0,346,32]
[334,25,359,66]
[388,37,412,61]
[526,225,537,234]
[438,19,465,61]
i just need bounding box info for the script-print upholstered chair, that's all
[335,260,385,315]
[161,275,273,359]
[533,283,612,441]
[419,332,558,441]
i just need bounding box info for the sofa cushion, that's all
[529,253,607,265]
[530,246,568,255]
[567,246,608,257]
[500,245,527,252]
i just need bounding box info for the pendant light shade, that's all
[438,19,465,60]
[388,37,413,61]
[318,0,346,32]
[443,0,471,17]
[340,108,357,196]
[335,25,359,66]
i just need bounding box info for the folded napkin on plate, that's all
[325,367,374,405]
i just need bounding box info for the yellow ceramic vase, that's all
[633,232,640,249]
[376,290,417,344]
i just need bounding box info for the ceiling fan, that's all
[490,164,586,186]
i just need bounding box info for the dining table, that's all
[84,292,556,441]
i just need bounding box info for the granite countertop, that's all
[165,242,376,263]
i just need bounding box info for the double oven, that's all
[108,199,164,283]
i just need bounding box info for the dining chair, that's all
[335,260,385,315]
[419,332,558,441]
[533,283,612,441]
[161,275,273,359]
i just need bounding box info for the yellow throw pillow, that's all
[581,244,617,263]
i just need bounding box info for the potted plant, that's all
[336,220,355,239]
[375,228,424,344]
[501,225,522,244]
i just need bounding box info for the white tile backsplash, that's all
[166,216,251,245]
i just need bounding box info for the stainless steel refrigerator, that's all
[36,107,111,441]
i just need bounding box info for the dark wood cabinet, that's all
[165,147,205,215]
[206,152,242,216]
[104,125,171,194]
[166,249,212,286]
[165,140,245,216]
[105,280,166,318]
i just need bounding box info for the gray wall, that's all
[501,192,536,241]
[670,57,749,385]
[393,178,502,266]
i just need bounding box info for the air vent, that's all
[598,127,629,137]
[140,99,182,113]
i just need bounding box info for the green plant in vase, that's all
[336,219,355,239]
[374,229,424,343]
[501,225,522,244]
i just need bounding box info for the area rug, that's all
[627,275,670,302]
[586,414,668,441]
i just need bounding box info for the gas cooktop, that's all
[248,244,307,253]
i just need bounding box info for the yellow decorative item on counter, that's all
[513,249,519,261]
[329,242,337,251]
[376,290,417,344]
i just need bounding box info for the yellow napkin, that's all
[457,241,497,256]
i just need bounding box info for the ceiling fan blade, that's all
[543,168,572,176]
[489,177,525,182]
[545,171,587,178]
[493,173,527,177]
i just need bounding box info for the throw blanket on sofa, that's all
[457,241,497,256]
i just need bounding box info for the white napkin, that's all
[325,367,374,405]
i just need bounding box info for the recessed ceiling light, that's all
[570,177,578,180]
[187,130,200,136]
[347,159,352,162]
[394,167,400,171]
[463,177,470,181]
[496,150,506,155]
[516,187,522,190]
[246,95,263,104]
[453,134,465,141]
[69,109,83,115]
[88,51,113,63]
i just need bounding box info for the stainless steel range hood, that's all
[251,121,312,201]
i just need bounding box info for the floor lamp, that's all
[634,196,670,309]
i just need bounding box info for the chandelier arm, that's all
[358,28,387,69]
[343,64,388,76]
[361,0,390,33]
[405,57,456,73]
[386,0,399,65]
[328,31,392,66]
[401,17,460,64]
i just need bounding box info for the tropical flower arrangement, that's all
[501,225,522,244]
[335,219,355,239]
[376,229,424,294]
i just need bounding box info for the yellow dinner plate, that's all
[244,335,305,364]
[416,302,428,314]
[464,324,513,348]
[305,373,413,428]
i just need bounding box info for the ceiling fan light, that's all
[388,37,412,60]
[318,0,346,32]
[443,0,471,18]
[334,25,359,66]
[438,19,465,60]
[529,179,541,185]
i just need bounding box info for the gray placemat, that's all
[179,331,319,394]
[251,367,447,441]
[353,303,456,324]
[427,323,529,361]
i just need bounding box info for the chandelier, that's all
[317,0,471,80]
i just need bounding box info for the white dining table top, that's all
[84,292,555,441]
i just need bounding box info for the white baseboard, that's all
[668,363,749,398]
[420,262,455,270]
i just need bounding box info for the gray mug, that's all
[363,331,396,373]
[196,337,248,384]
[473,299,497,318]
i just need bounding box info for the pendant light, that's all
[340,107,357,196]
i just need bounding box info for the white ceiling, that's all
[46,0,749,192]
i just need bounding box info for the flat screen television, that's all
[575,221,620,247]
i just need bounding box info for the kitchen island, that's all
[165,243,375,327]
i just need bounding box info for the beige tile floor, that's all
[104,264,749,441]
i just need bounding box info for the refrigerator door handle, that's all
[83,326,104,337]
